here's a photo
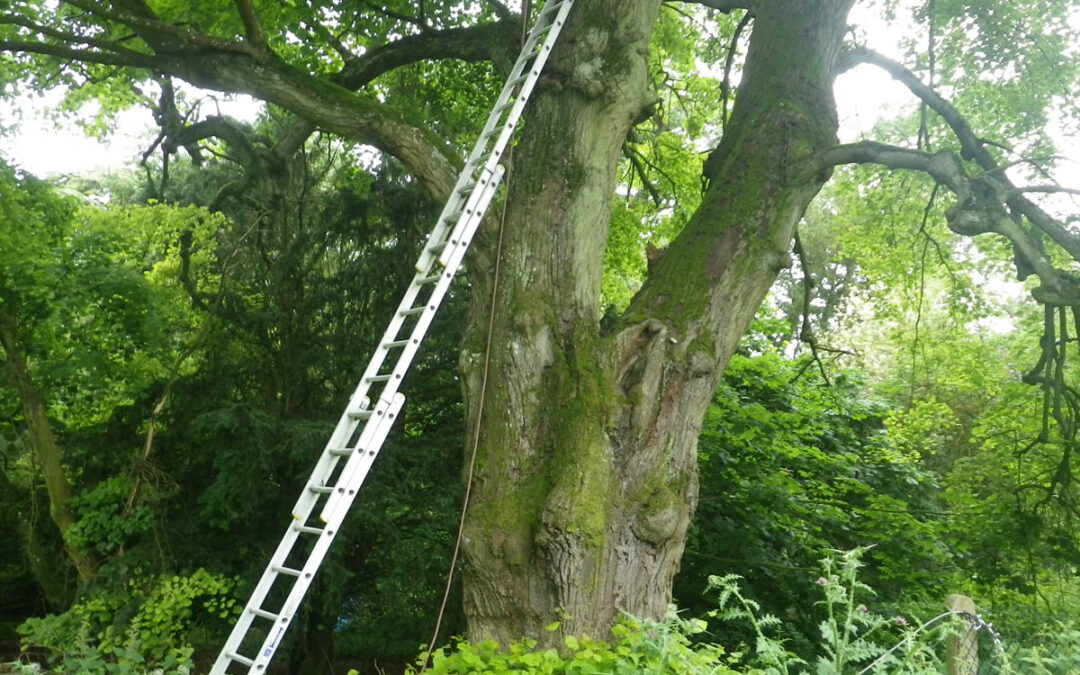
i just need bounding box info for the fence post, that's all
[946,594,978,675]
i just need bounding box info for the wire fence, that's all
[947,600,1077,675]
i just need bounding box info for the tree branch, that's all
[719,11,752,131]
[1009,185,1080,199]
[6,2,526,203]
[60,0,268,60]
[0,38,161,68]
[0,13,145,57]
[335,20,520,89]
[792,227,831,386]
[299,19,356,64]
[623,143,664,207]
[844,47,1080,267]
[677,0,752,12]
[845,47,995,168]
[805,140,1080,306]
[125,47,458,200]
[233,0,267,47]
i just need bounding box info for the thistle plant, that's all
[708,548,946,675]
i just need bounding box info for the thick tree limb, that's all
[265,20,519,173]
[336,20,521,88]
[844,47,990,166]
[678,0,752,11]
[845,46,1080,266]
[806,140,1080,306]
[0,38,161,68]
[154,50,459,200]
[1011,186,1080,198]
[3,1,527,200]
[164,115,261,165]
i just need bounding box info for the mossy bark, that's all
[460,0,854,646]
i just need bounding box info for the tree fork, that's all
[459,0,854,647]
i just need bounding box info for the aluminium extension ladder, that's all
[209,1,575,673]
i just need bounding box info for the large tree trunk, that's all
[460,0,854,645]
[0,311,96,580]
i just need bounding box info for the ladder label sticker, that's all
[264,626,285,656]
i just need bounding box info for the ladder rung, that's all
[273,565,302,577]
[329,446,351,456]
[539,0,568,15]
[227,652,255,668]
[458,173,492,195]
[347,410,373,420]
[308,485,333,495]
[400,306,427,317]
[383,338,410,349]
[494,97,524,115]
[530,21,554,40]
[416,273,444,285]
[294,523,323,535]
[366,374,393,383]
[250,607,279,621]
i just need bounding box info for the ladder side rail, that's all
[353,164,501,409]
[433,164,501,268]
[388,165,504,397]
[321,166,503,523]
[251,394,406,673]
[289,406,367,513]
[211,522,304,673]
[211,396,400,675]
[211,3,576,673]
[213,404,372,671]
[435,3,573,267]
[318,391,411,520]
[349,278,430,404]
[414,2,570,274]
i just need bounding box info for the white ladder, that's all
[209,2,575,672]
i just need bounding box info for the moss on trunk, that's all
[460,0,856,648]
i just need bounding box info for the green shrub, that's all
[17,568,239,675]
[397,611,737,675]
[394,550,978,675]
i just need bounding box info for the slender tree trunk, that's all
[460,0,854,646]
[0,463,70,607]
[0,311,96,580]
